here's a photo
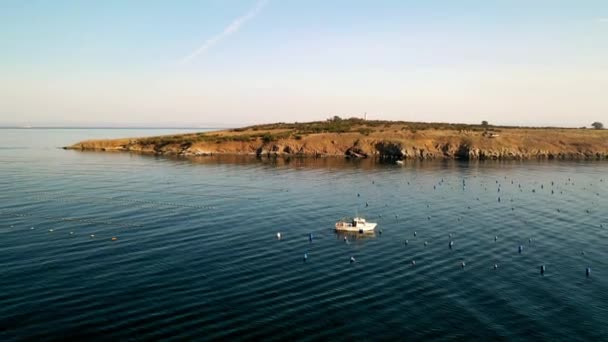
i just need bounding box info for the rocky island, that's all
[65,118,608,160]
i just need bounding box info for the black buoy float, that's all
[586,267,591,277]
[461,261,466,268]
[518,245,523,253]
[350,256,356,263]
[304,253,308,261]
[309,233,313,242]
[449,240,454,249]
[493,264,498,270]
[405,239,409,245]
[540,265,546,275]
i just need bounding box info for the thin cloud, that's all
[597,18,608,23]
[180,0,269,64]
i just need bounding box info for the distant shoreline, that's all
[0,127,225,130]
[65,119,608,161]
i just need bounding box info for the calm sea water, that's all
[0,129,607,341]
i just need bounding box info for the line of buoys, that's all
[0,210,143,228]
[28,193,217,210]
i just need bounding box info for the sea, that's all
[0,128,607,341]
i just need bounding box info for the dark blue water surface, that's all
[0,129,607,341]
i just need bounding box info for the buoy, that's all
[427,216,431,220]
[404,239,409,245]
[70,232,74,235]
[111,237,118,241]
[48,229,53,232]
[461,261,466,268]
[276,232,281,240]
[90,234,95,238]
[350,256,356,263]
[414,231,417,237]
[379,229,382,235]
[343,236,347,242]
[309,233,313,242]
[586,267,591,277]
[518,245,523,253]
[303,253,308,261]
[30,227,35,230]
[365,202,369,207]
[528,238,532,243]
[424,241,428,246]
[449,240,454,249]
[540,265,546,275]
[357,193,360,197]
[493,264,498,269]
[495,236,498,242]
[449,233,452,238]
[411,260,416,266]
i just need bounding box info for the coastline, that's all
[64,119,608,161]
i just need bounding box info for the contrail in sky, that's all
[180,0,269,64]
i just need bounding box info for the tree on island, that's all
[481,120,489,127]
[591,122,604,129]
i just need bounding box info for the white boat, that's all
[335,217,377,233]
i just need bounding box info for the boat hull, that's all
[335,223,377,232]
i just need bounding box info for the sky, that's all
[0,0,607,127]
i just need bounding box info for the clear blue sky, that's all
[1,0,607,127]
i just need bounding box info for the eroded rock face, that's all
[374,141,406,159]
[66,136,608,161]
[345,146,368,158]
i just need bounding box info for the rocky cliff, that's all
[65,120,608,161]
